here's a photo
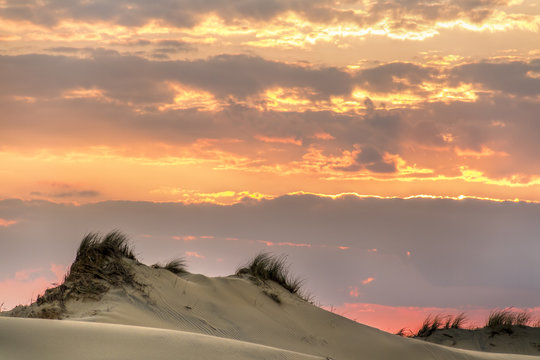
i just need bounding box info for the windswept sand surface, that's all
[418,327,540,356]
[2,262,539,360]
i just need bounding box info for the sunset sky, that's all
[1,0,540,332]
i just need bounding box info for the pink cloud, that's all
[348,286,359,297]
[200,235,215,239]
[361,277,375,285]
[0,218,18,227]
[258,240,311,247]
[338,246,350,250]
[185,251,205,259]
[0,264,65,310]
[50,263,68,282]
[172,235,198,241]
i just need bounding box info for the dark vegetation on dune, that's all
[236,252,309,302]
[486,309,532,328]
[8,231,186,319]
[36,231,143,307]
[398,310,539,338]
[151,258,188,275]
[411,313,468,337]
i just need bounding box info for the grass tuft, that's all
[236,252,306,299]
[415,313,468,337]
[31,231,142,314]
[486,309,532,329]
[152,258,188,275]
[449,312,467,329]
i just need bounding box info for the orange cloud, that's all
[255,135,302,146]
[0,218,18,227]
[185,251,205,259]
[455,146,509,158]
[258,240,312,248]
[362,277,375,285]
[172,235,198,241]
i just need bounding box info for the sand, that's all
[417,326,540,355]
[1,261,539,360]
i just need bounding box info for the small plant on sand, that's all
[416,315,442,337]
[415,313,468,337]
[445,312,467,329]
[152,258,188,275]
[236,252,307,300]
[395,328,414,337]
[486,309,532,330]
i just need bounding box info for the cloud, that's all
[0,53,352,102]
[450,60,540,96]
[338,146,397,173]
[1,53,539,183]
[185,251,204,259]
[0,0,520,33]
[172,235,198,241]
[30,190,100,198]
[258,240,312,247]
[0,264,65,310]
[0,218,18,227]
[355,62,438,93]
[362,277,375,285]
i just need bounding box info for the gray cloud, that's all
[1,195,539,309]
[356,62,438,93]
[3,53,537,105]
[0,0,514,29]
[30,190,100,198]
[450,60,540,96]
[337,146,397,173]
[0,53,352,102]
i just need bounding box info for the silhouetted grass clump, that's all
[36,231,142,307]
[236,252,307,300]
[152,258,188,275]
[486,309,532,330]
[415,313,468,337]
[446,312,467,329]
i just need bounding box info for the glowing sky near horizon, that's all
[1,0,540,332]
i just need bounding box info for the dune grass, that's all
[152,258,188,275]
[409,310,539,338]
[486,309,532,329]
[36,231,142,307]
[236,252,307,300]
[415,313,468,337]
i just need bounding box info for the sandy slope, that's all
[2,261,539,360]
[417,327,540,355]
[0,317,323,360]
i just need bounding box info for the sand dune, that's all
[2,261,539,360]
[2,233,539,360]
[416,326,540,356]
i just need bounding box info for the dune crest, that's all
[1,232,537,360]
